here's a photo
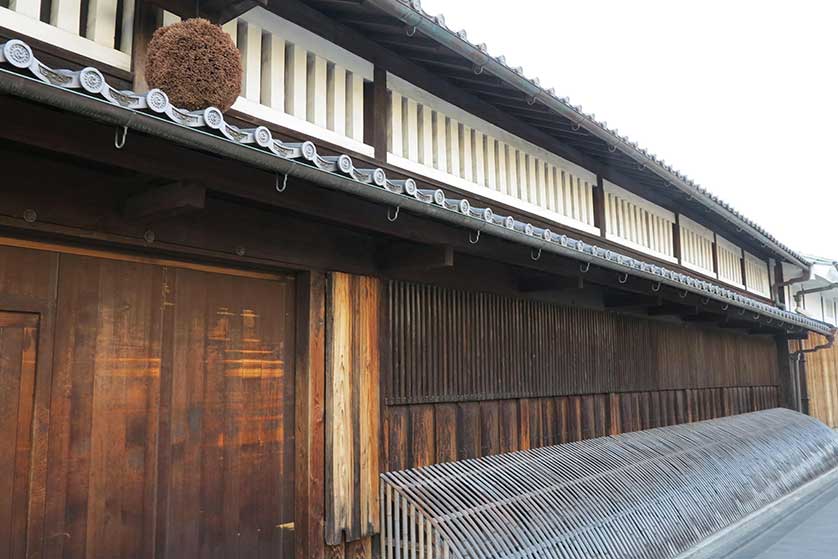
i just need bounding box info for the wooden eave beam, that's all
[377,241,454,272]
[604,293,662,309]
[123,182,207,221]
[147,0,266,23]
[517,275,584,293]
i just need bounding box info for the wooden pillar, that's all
[593,176,606,237]
[774,260,786,306]
[672,214,682,264]
[296,271,327,559]
[364,67,388,162]
[740,255,748,291]
[775,335,796,410]
[131,0,161,92]
[711,233,719,276]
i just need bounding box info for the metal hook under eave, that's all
[531,247,542,261]
[579,261,591,273]
[276,173,288,193]
[469,230,481,244]
[617,272,628,284]
[722,303,729,311]
[702,296,710,305]
[387,206,400,222]
[571,122,582,131]
[115,125,128,149]
[608,145,617,153]
[679,289,688,298]
[473,64,484,75]
[651,281,661,292]
[405,25,417,37]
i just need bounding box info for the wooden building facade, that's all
[0,1,833,558]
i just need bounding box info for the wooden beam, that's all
[604,293,662,309]
[131,0,161,93]
[517,275,583,293]
[147,0,266,23]
[593,175,606,237]
[295,271,327,559]
[364,66,388,162]
[122,182,206,220]
[647,303,698,317]
[673,213,682,264]
[378,242,454,272]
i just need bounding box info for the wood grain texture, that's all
[387,280,780,405]
[325,273,382,545]
[0,245,297,559]
[802,334,838,428]
[384,386,778,469]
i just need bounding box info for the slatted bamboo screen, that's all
[1,0,134,69]
[386,280,779,406]
[603,180,676,261]
[387,74,598,234]
[212,8,372,155]
[716,234,744,287]
[744,251,771,298]
[679,214,716,277]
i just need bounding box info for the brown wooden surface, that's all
[384,386,779,470]
[325,273,381,545]
[387,280,780,405]
[0,312,39,559]
[0,244,297,559]
[802,334,838,428]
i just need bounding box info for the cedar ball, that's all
[145,18,242,112]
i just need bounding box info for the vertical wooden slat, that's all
[50,0,81,33]
[261,33,285,110]
[390,90,403,157]
[285,43,308,119]
[307,54,329,128]
[87,0,118,47]
[241,22,263,102]
[10,0,42,20]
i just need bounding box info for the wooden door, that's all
[0,312,39,559]
[38,254,296,559]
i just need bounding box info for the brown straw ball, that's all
[145,18,242,112]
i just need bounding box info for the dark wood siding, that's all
[384,387,779,471]
[0,244,297,559]
[388,280,779,405]
[0,312,39,559]
[384,279,781,471]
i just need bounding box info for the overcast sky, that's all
[420,0,837,260]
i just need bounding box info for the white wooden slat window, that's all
[743,251,771,298]
[3,0,133,69]
[386,73,599,235]
[224,7,373,157]
[716,234,744,288]
[603,180,676,262]
[679,215,716,277]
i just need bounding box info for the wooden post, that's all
[296,272,327,559]
[711,233,719,276]
[364,67,388,162]
[774,260,786,306]
[672,214,682,264]
[740,255,748,291]
[593,176,606,237]
[131,0,161,93]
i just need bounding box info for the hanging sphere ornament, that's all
[145,18,242,112]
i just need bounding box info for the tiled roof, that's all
[373,0,809,266]
[0,38,830,335]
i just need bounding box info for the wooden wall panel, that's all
[0,244,298,559]
[325,273,381,545]
[802,334,838,428]
[387,280,780,405]
[0,312,39,559]
[384,386,778,469]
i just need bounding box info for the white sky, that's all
[420,0,838,260]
